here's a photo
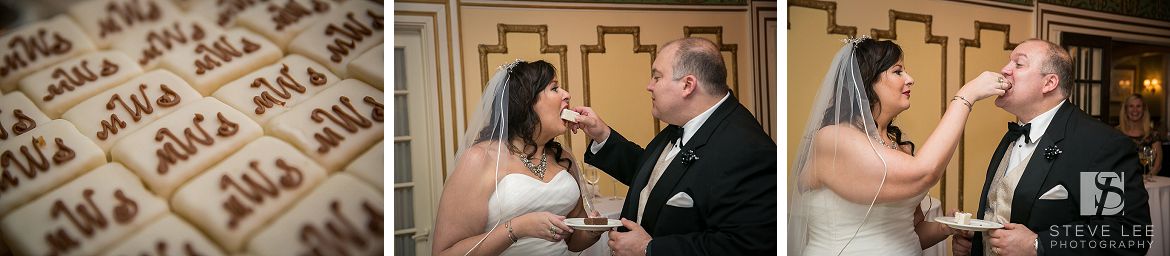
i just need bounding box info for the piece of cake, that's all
[18,51,145,118]
[247,173,383,255]
[212,54,341,124]
[60,70,203,152]
[585,217,608,225]
[955,212,972,225]
[0,15,97,92]
[561,109,580,122]
[161,28,283,95]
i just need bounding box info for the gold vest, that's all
[983,142,1034,256]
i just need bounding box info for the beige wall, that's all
[788,0,1031,213]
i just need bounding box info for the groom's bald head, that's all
[662,37,728,96]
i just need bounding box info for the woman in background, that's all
[1117,94,1162,177]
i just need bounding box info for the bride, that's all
[432,60,604,255]
[789,37,1006,255]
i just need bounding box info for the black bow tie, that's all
[1007,122,1033,144]
[667,127,684,146]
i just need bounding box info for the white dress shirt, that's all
[1004,103,1063,176]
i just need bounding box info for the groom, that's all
[953,39,1151,256]
[570,37,776,255]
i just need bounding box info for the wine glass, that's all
[583,166,600,196]
[1140,145,1155,182]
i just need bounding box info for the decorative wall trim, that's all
[580,26,660,131]
[870,9,951,209]
[787,0,858,38]
[753,2,777,136]
[945,0,1034,12]
[478,24,570,91]
[957,20,1017,211]
[684,26,740,100]
[461,0,747,11]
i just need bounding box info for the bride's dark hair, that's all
[855,39,915,154]
[475,60,572,169]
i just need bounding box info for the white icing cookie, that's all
[212,54,340,125]
[0,15,97,92]
[347,44,383,90]
[61,70,203,152]
[266,79,384,170]
[109,16,225,70]
[0,162,168,255]
[246,173,383,256]
[288,0,383,76]
[0,92,52,142]
[0,119,106,218]
[344,140,383,190]
[161,28,283,95]
[110,97,263,198]
[172,136,327,252]
[236,0,345,50]
[19,51,145,118]
[66,0,183,49]
[100,213,226,256]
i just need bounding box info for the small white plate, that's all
[565,218,621,231]
[934,216,1004,232]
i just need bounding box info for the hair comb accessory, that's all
[841,35,872,48]
[497,59,525,72]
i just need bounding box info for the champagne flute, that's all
[1140,145,1154,182]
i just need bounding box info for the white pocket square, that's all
[1039,185,1068,200]
[666,192,694,208]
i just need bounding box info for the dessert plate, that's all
[565,218,622,231]
[934,216,1004,232]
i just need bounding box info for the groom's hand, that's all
[989,223,1037,256]
[569,106,610,141]
[608,218,650,256]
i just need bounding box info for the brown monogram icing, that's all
[44,59,121,102]
[193,35,261,75]
[323,10,383,63]
[0,28,74,78]
[219,158,304,229]
[139,21,207,66]
[298,200,383,254]
[97,0,163,39]
[45,188,139,255]
[250,63,328,115]
[310,96,384,154]
[214,0,265,26]
[98,84,183,140]
[267,0,331,31]
[0,109,39,140]
[154,112,241,174]
[0,136,75,193]
[147,240,203,256]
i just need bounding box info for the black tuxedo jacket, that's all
[584,96,776,255]
[971,102,1150,255]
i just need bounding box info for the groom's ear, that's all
[681,75,699,97]
[1041,73,1061,94]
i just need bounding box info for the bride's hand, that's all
[514,212,574,242]
[957,71,1010,102]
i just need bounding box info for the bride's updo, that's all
[855,39,915,154]
[475,60,572,168]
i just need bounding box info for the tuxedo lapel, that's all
[639,96,737,231]
[1010,102,1072,222]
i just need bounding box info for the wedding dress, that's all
[801,188,925,255]
[485,170,579,256]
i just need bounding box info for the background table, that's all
[1145,176,1170,256]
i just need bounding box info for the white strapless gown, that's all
[486,171,579,256]
[802,188,925,255]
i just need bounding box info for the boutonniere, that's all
[1044,145,1063,160]
[680,149,700,165]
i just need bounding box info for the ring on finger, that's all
[997,77,1004,84]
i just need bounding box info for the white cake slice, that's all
[955,212,972,225]
[560,109,580,122]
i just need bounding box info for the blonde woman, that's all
[1118,94,1162,177]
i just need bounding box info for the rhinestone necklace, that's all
[517,151,548,179]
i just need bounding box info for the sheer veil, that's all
[449,59,589,255]
[788,37,889,255]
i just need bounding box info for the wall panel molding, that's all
[581,26,659,131]
[957,21,1018,210]
[787,0,858,38]
[477,24,570,91]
